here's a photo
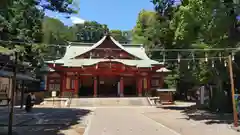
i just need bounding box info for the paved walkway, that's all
[143,107,240,135]
[0,107,93,135]
[86,107,179,135]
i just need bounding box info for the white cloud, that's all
[70,16,85,24]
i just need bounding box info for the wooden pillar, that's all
[61,72,66,97]
[46,74,49,91]
[74,75,79,97]
[93,77,97,97]
[159,76,164,88]
[138,77,143,97]
[120,77,124,97]
[147,76,151,96]
[20,81,24,109]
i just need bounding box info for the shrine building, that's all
[45,34,168,97]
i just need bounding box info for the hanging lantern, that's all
[90,52,93,59]
[57,45,61,55]
[187,62,190,69]
[212,60,214,67]
[163,51,166,64]
[205,52,208,62]
[219,53,222,62]
[56,50,60,56]
[177,53,181,63]
[232,52,235,61]
[224,60,227,67]
[53,60,56,67]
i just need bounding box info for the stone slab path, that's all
[86,107,179,135]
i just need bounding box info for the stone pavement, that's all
[69,97,150,107]
[0,106,93,135]
[1,105,239,135]
[143,107,240,135]
[86,107,180,135]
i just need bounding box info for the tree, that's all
[42,17,71,44]
[132,10,156,45]
[0,0,77,75]
[148,0,240,111]
[72,21,108,43]
[42,17,73,59]
[40,0,77,14]
[110,30,129,43]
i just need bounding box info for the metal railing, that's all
[67,91,74,108]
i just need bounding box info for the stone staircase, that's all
[69,97,151,107]
[39,98,69,108]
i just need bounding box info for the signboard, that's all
[39,76,47,91]
[40,81,45,91]
[197,86,210,106]
[0,99,9,106]
[234,94,240,117]
[51,91,57,97]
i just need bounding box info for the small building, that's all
[156,88,176,104]
[45,34,169,97]
[0,54,39,106]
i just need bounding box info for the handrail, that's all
[67,91,74,108]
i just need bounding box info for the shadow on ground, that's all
[0,107,92,135]
[159,105,238,125]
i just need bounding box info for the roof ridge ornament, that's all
[104,30,110,37]
[103,25,110,36]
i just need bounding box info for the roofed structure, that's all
[45,35,168,98]
[46,35,163,68]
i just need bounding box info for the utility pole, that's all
[8,51,17,135]
[20,80,24,109]
[228,55,238,127]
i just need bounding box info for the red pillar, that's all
[61,72,66,97]
[120,77,124,97]
[138,77,143,97]
[74,76,79,97]
[93,77,97,97]
[159,76,164,88]
[147,76,151,95]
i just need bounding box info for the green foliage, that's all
[39,0,77,14]
[42,17,73,59]
[71,21,108,43]
[8,0,43,42]
[42,17,71,44]
[132,0,240,106]
[110,30,129,43]
[132,10,157,45]
[0,0,76,72]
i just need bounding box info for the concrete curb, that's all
[147,97,155,106]
[65,99,70,107]
[147,97,154,106]
[82,112,94,135]
[229,125,240,132]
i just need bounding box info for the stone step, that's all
[40,98,69,107]
[69,97,150,107]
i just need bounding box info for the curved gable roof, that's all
[60,36,152,61]
[70,35,143,60]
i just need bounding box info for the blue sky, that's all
[45,0,155,30]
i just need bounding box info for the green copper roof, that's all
[58,36,152,61]
[45,35,164,69]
